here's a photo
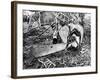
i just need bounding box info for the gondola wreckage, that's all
[30,12,84,58]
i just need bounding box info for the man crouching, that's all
[67,17,84,52]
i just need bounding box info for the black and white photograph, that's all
[23,10,91,69]
[11,1,97,78]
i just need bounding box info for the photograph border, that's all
[11,1,98,79]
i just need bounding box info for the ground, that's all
[23,26,91,69]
